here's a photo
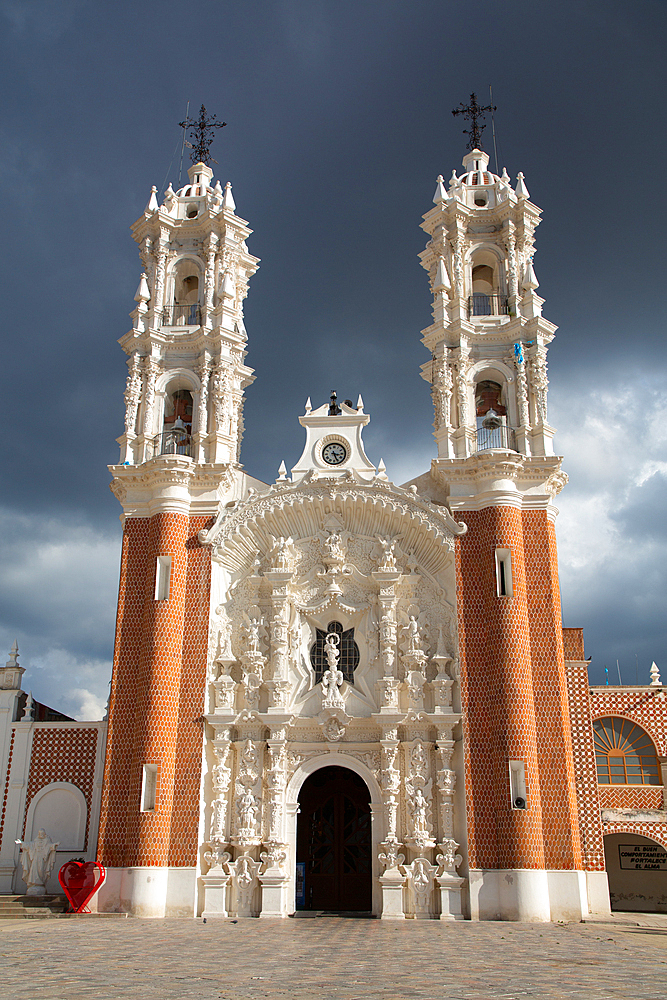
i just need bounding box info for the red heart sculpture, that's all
[58,860,106,913]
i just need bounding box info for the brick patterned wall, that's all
[0,729,15,853]
[565,659,606,871]
[603,822,667,850]
[457,507,582,872]
[22,727,99,849]
[457,507,545,871]
[562,628,585,662]
[524,513,581,870]
[98,512,212,869]
[599,786,663,810]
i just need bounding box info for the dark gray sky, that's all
[1,0,666,715]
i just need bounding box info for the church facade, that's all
[85,145,667,921]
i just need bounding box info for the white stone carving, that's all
[228,853,262,917]
[404,741,435,852]
[321,632,345,710]
[403,857,439,918]
[15,829,59,895]
[211,742,233,843]
[233,740,261,848]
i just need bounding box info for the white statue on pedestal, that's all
[15,829,59,895]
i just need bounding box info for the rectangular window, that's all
[155,555,171,601]
[495,548,513,597]
[141,763,157,812]
[509,760,527,809]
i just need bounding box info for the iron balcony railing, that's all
[475,424,517,452]
[162,303,202,326]
[156,429,193,458]
[468,293,509,318]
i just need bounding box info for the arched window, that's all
[165,259,202,326]
[594,718,661,785]
[310,621,359,684]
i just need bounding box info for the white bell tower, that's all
[420,147,557,468]
[114,158,259,478]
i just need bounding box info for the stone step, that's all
[0,894,67,918]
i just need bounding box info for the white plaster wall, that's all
[604,833,667,912]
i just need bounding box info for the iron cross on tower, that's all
[452,93,496,151]
[178,104,227,165]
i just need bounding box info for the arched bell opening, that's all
[161,388,194,456]
[474,378,514,451]
[468,249,507,317]
[165,258,202,326]
[295,765,372,914]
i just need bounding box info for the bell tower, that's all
[418,112,586,921]
[98,116,261,915]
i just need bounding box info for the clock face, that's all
[322,442,347,466]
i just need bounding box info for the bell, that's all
[172,417,188,437]
[482,409,503,430]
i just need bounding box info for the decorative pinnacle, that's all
[178,104,227,165]
[452,92,496,152]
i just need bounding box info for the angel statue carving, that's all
[321,632,345,709]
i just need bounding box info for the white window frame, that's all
[495,547,513,597]
[155,555,172,601]
[509,760,527,810]
[140,763,158,812]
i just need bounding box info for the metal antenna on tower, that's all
[489,86,499,175]
[178,100,190,187]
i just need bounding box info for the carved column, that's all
[203,234,218,327]
[259,719,293,918]
[264,569,294,711]
[373,572,401,710]
[377,722,406,919]
[140,357,160,459]
[196,357,211,462]
[434,724,465,922]
[201,723,233,919]
[152,238,168,320]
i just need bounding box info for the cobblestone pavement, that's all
[1,914,666,1000]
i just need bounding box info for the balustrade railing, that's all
[468,293,509,318]
[162,303,202,326]
[474,424,517,452]
[155,429,193,458]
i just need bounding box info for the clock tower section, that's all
[418,147,589,921]
[97,160,260,914]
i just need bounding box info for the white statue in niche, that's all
[321,632,345,709]
[15,829,59,895]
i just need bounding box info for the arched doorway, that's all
[296,766,372,913]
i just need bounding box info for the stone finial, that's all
[145,185,159,213]
[21,691,34,721]
[134,273,150,304]
[222,181,236,212]
[276,460,288,482]
[304,397,312,414]
[650,661,662,686]
[376,458,388,481]
[521,260,539,291]
[356,394,364,412]
[434,256,451,292]
[6,640,19,669]
[433,174,447,204]
[515,171,530,199]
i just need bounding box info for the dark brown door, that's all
[297,766,372,912]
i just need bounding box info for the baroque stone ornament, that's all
[403,857,440,918]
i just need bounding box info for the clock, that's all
[322,441,347,466]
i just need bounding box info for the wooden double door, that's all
[297,766,372,912]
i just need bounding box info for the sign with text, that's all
[618,844,667,870]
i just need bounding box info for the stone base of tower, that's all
[92,867,196,918]
[467,869,610,922]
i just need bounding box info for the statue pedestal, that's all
[259,872,290,918]
[437,872,465,920]
[201,872,230,918]
[25,883,47,896]
[379,871,405,920]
